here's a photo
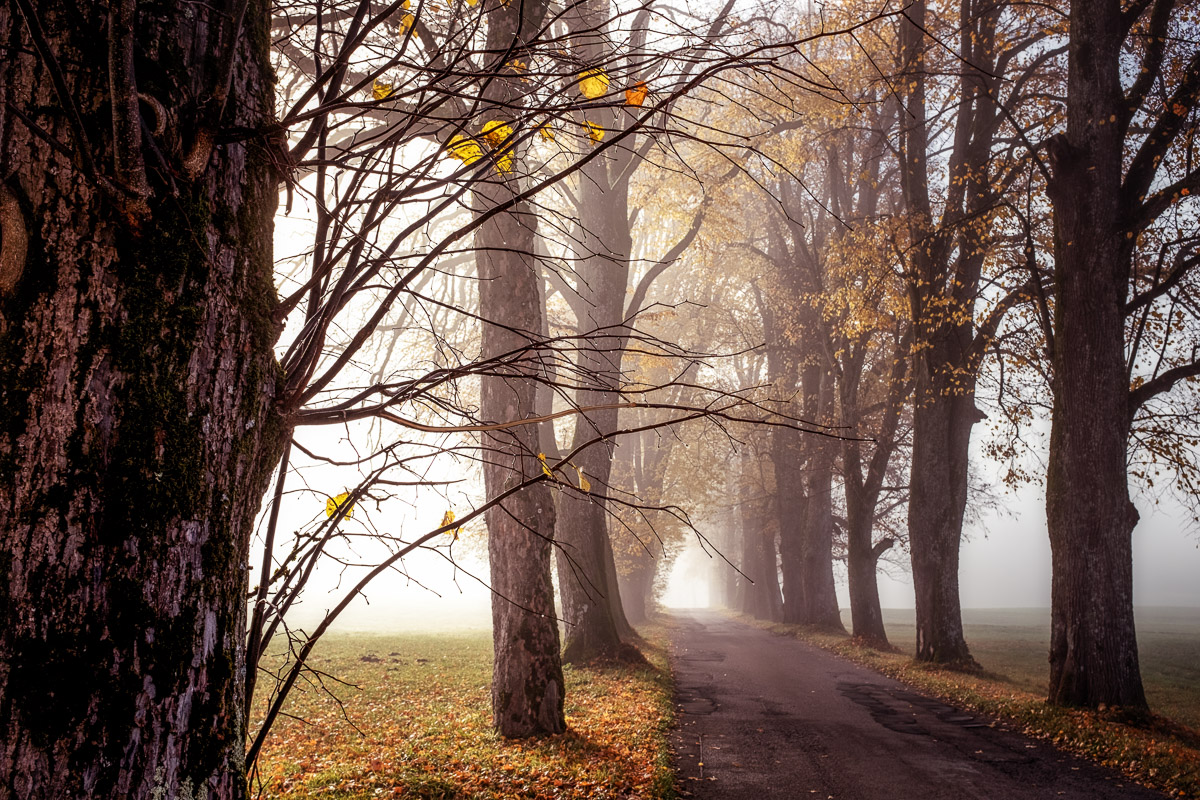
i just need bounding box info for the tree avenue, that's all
[4,0,1200,795]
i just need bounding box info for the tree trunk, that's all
[618,563,654,624]
[1043,0,1146,710]
[476,195,566,736]
[602,527,637,638]
[0,1,283,796]
[556,469,624,662]
[475,0,566,737]
[713,511,739,608]
[846,513,891,647]
[553,0,642,663]
[898,0,990,669]
[773,431,808,623]
[737,500,782,621]
[907,385,977,665]
[801,445,844,631]
[553,196,635,663]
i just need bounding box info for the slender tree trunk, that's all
[0,2,283,796]
[475,0,566,736]
[898,0,990,668]
[556,467,624,662]
[1043,0,1145,710]
[714,510,739,608]
[553,0,644,662]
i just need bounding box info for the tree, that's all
[547,0,736,662]
[895,0,1056,665]
[471,0,568,736]
[1041,0,1200,710]
[0,0,283,795]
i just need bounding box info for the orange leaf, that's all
[625,81,648,107]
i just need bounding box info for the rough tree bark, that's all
[475,0,567,736]
[1042,0,1145,710]
[0,0,284,796]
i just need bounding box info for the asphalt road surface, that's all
[669,609,1166,799]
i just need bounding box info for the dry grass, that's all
[250,624,676,799]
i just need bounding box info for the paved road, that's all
[669,609,1165,799]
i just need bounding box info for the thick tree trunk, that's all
[475,0,566,736]
[0,2,283,796]
[1043,0,1145,710]
[846,514,891,647]
[476,194,567,736]
[907,386,978,666]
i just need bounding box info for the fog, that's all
[278,477,1198,637]
[658,486,1200,613]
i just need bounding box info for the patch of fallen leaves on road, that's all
[249,625,675,799]
[729,613,1200,800]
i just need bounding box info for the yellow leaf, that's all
[372,79,394,101]
[325,491,354,519]
[480,120,513,148]
[466,0,478,7]
[538,122,555,141]
[575,466,591,493]
[446,134,483,165]
[625,81,648,107]
[582,120,605,142]
[399,11,415,31]
[493,151,515,175]
[537,452,555,479]
[577,68,609,99]
[441,509,464,539]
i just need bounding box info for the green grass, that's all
[249,625,677,799]
[737,608,1200,799]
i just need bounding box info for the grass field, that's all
[249,626,675,799]
[874,607,1200,730]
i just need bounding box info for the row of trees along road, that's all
[696,0,1200,715]
[2,0,1200,795]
